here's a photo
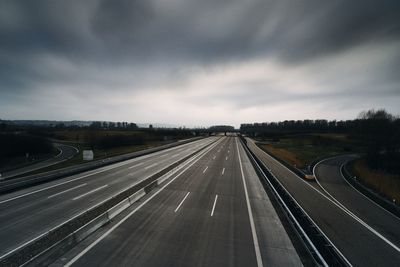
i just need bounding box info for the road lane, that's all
[1,143,79,179]
[0,137,216,258]
[314,155,400,249]
[247,138,400,266]
[59,137,301,267]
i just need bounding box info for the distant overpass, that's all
[194,125,239,136]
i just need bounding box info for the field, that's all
[20,129,194,175]
[256,133,363,169]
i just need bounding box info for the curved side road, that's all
[246,138,400,267]
[314,155,400,250]
[1,143,79,179]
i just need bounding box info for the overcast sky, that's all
[0,0,399,127]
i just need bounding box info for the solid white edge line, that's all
[174,192,190,212]
[72,185,108,201]
[249,137,394,262]
[313,158,400,253]
[211,194,218,216]
[236,138,263,267]
[47,183,87,199]
[243,140,330,267]
[64,137,223,267]
[339,163,400,222]
[0,138,221,262]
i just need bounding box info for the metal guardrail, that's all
[240,136,349,267]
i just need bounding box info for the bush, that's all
[95,135,145,149]
[0,133,53,159]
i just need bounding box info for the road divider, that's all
[63,139,223,267]
[240,136,350,267]
[0,137,221,267]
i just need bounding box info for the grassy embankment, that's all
[257,133,361,169]
[257,133,400,202]
[351,160,400,202]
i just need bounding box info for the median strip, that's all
[0,137,220,267]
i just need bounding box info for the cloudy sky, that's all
[0,0,399,127]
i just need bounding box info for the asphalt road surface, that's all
[54,137,301,267]
[0,138,216,259]
[247,138,400,266]
[1,143,79,179]
[314,155,400,256]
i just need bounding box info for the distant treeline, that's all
[0,120,139,131]
[88,121,139,130]
[241,109,400,174]
[0,133,53,160]
[85,128,194,149]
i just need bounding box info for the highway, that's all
[247,138,400,266]
[0,137,216,260]
[1,143,79,179]
[314,155,400,253]
[53,136,302,267]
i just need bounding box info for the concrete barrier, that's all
[0,138,215,267]
[108,198,130,220]
[74,213,110,243]
[129,189,146,204]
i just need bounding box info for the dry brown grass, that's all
[259,144,304,168]
[353,159,400,202]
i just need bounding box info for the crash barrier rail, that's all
[240,136,349,267]
[0,138,218,267]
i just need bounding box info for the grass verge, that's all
[24,141,173,176]
[351,159,400,202]
[256,133,363,169]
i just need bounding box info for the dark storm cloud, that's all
[2,0,399,63]
[0,0,399,124]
